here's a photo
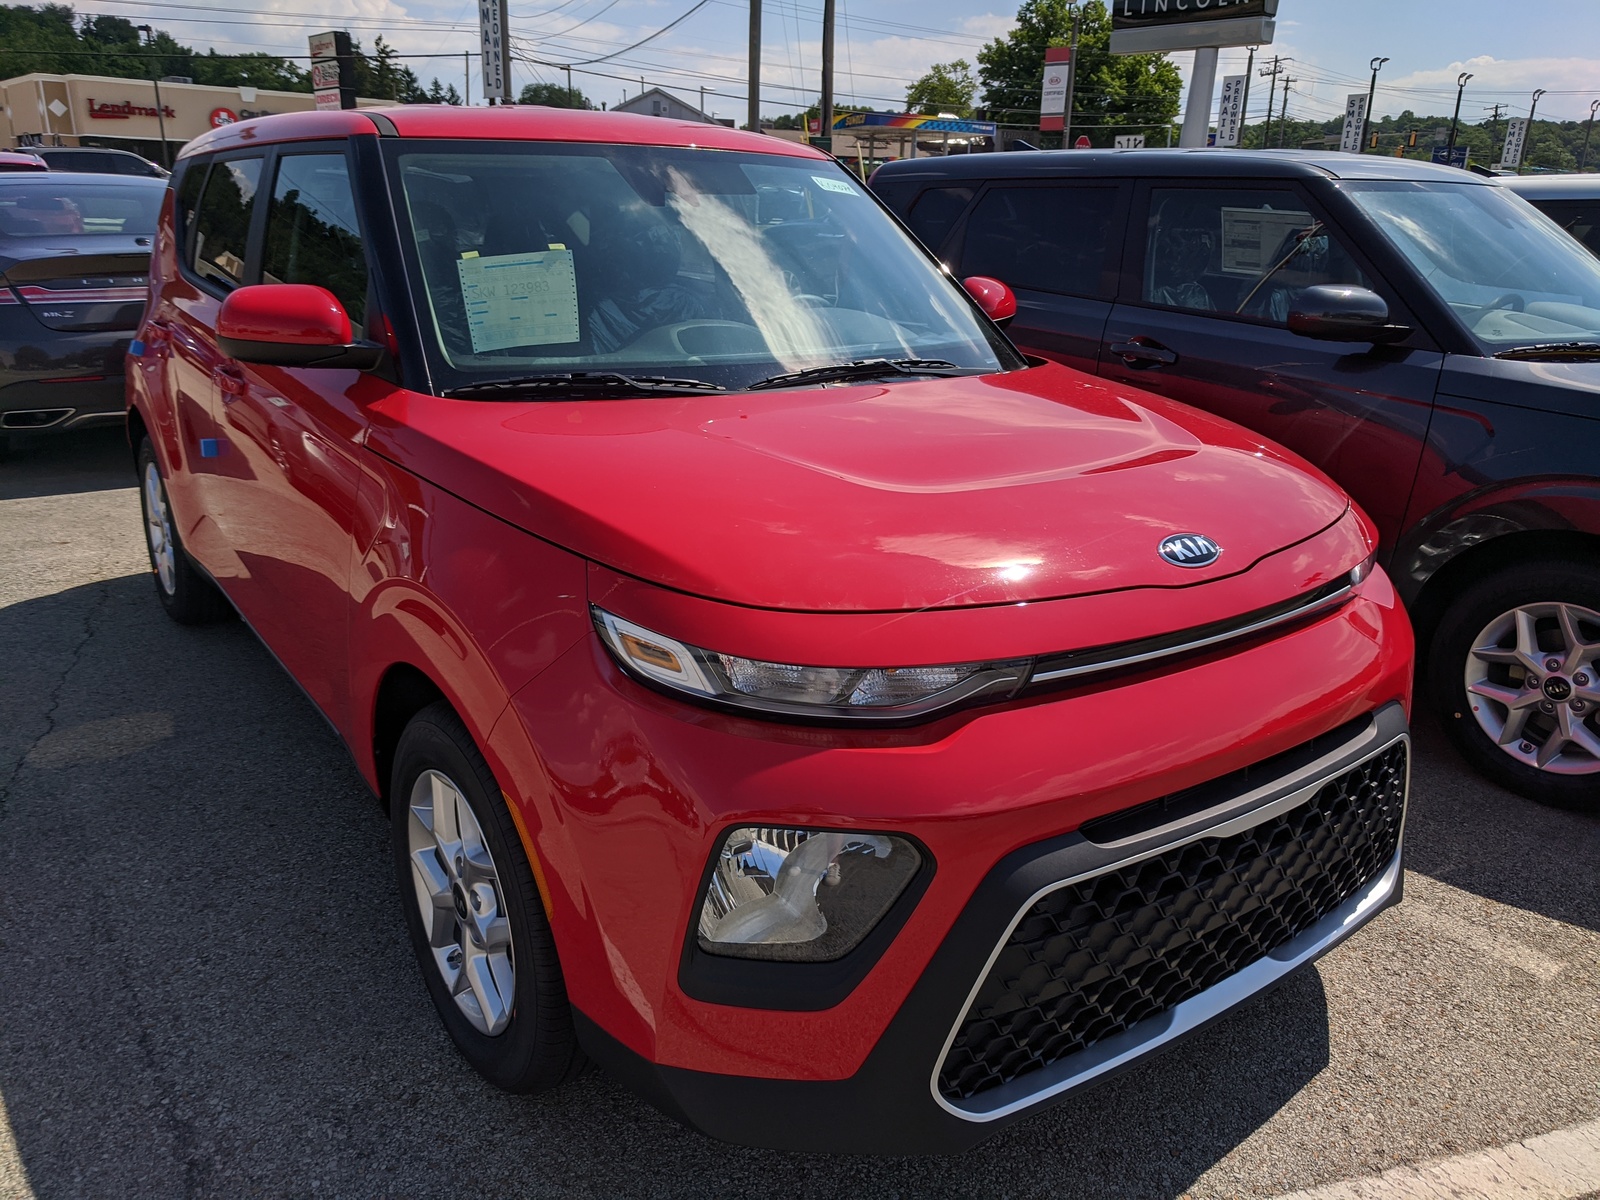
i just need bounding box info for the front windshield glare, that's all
[390,143,1013,391]
[1346,181,1600,351]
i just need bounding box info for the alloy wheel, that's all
[406,769,516,1035]
[142,461,176,596]
[1464,601,1600,775]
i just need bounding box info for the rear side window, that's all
[191,156,263,291]
[1533,200,1600,259]
[903,186,974,253]
[263,152,368,328]
[959,185,1119,299]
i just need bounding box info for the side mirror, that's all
[1287,285,1411,344]
[961,275,1017,327]
[217,284,383,370]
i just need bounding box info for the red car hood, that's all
[364,363,1349,612]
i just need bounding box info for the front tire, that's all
[1429,561,1600,812]
[136,437,230,625]
[391,702,587,1092]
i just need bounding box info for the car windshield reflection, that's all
[389,143,1015,394]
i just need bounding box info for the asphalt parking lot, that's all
[1,427,1596,1199]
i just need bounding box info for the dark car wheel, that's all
[1430,562,1600,812]
[136,437,231,625]
[391,702,588,1092]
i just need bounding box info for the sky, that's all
[60,0,1600,126]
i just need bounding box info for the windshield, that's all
[0,178,162,238]
[1345,181,1600,353]
[385,141,1017,392]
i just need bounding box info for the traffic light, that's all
[1370,132,1379,148]
[1408,130,1418,147]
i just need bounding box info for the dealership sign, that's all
[309,30,356,111]
[1339,93,1369,154]
[481,0,511,100]
[1040,46,1070,133]
[1111,0,1276,53]
[1501,117,1529,170]
[1214,73,1246,146]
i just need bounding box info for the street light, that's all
[134,24,170,169]
[1520,88,1547,175]
[1582,98,1600,172]
[1447,71,1473,154]
[1362,56,1388,154]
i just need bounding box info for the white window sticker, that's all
[456,249,580,352]
[812,175,858,195]
[1219,207,1315,277]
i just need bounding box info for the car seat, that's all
[1149,224,1216,311]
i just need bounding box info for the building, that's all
[1,72,383,167]
[611,88,729,126]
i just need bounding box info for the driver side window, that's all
[1142,188,1369,325]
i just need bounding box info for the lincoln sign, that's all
[1110,0,1276,53]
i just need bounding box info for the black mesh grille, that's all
[938,742,1408,1103]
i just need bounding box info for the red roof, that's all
[181,105,826,161]
[0,150,48,172]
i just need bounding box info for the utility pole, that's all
[1362,56,1388,154]
[1259,55,1283,150]
[464,52,470,105]
[1277,75,1295,147]
[1062,4,1080,149]
[1520,87,1546,174]
[1485,101,1506,163]
[820,0,834,148]
[1582,98,1600,171]
[747,0,761,132]
[564,64,572,103]
[134,25,169,168]
[1447,72,1473,152]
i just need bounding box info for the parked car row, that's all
[4,111,1594,1153]
[872,149,1600,809]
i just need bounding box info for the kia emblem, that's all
[1159,533,1222,568]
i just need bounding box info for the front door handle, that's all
[1109,339,1178,368]
[215,364,246,402]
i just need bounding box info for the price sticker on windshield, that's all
[457,250,581,352]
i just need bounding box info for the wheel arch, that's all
[371,661,452,807]
[1408,527,1600,662]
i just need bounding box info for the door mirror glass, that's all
[1287,285,1410,343]
[962,275,1017,326]
[217,283,382,369]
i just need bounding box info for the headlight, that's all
[1349,553,1377,587]
[697,826,923,961]
[592,607,1030,722]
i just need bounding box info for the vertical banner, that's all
[308,31,355,110]
[1215,74,1246,147]
[1502,117,1529,169]
[480,0,510,101]
[1339,93,1370,153]
[1040,46,1070,132]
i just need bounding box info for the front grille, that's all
[938,742,1407,1103]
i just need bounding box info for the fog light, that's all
[697,827,922,961]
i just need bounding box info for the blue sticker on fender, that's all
[128,339,145,357]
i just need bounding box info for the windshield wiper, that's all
[744,358,964,391]
[1493,342,1600,362]
[441,371,726,399]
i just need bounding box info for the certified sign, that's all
[1040,46,1070,132]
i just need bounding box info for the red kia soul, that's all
[128,107,1412,1153]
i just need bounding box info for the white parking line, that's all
[1271,1118,1600,1199]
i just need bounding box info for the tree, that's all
[977,0,1180,147]
[518,81,596,109]
[905,60,976,117]
[425,79,463,106]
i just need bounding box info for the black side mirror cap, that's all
[1287,285,1411,344]
[218,336,385,371]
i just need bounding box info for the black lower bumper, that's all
[0,374,126,434]
[578,703,1409,1154]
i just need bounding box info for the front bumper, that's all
[573,703,1408,1154]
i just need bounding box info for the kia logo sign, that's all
[1158,533,1222,568]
